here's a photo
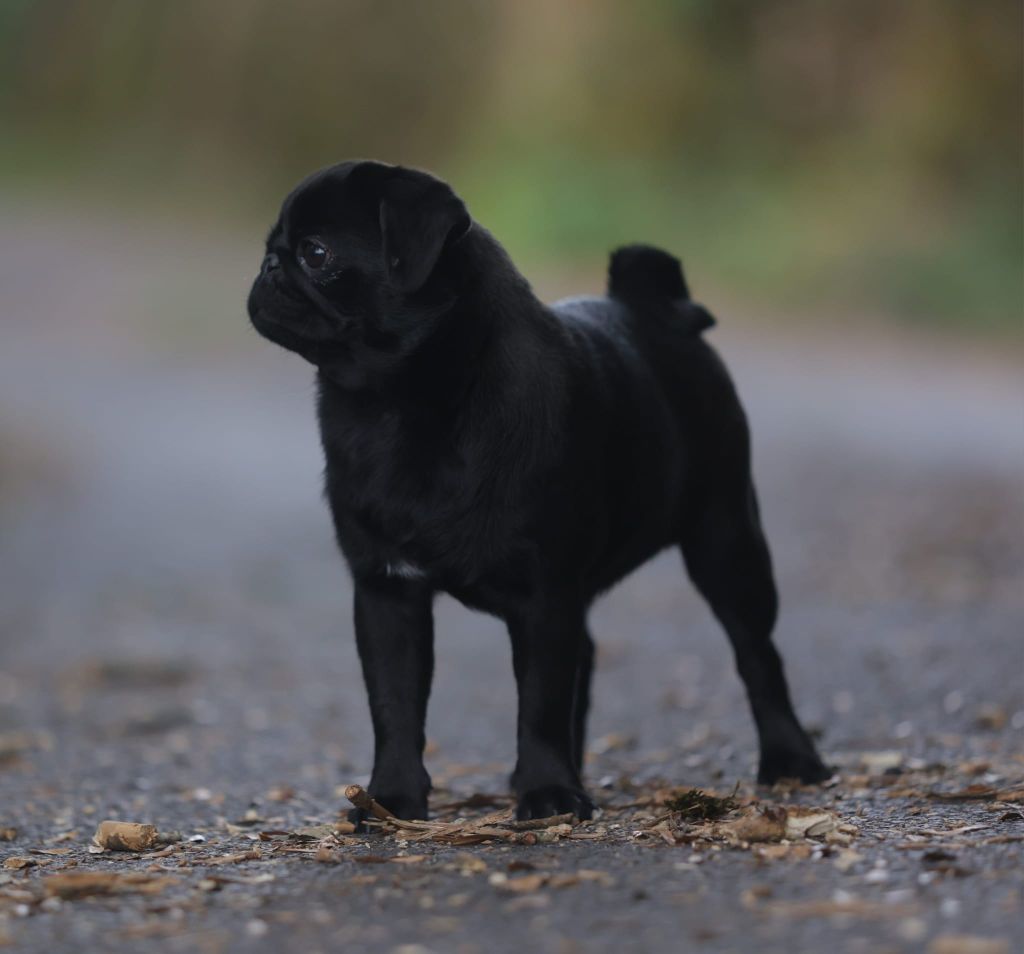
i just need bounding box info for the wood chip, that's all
[92,821,159,852]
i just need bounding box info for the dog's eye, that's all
[298,239,330,271]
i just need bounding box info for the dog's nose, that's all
[261,252,280,275]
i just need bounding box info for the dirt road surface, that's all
[1,201,1022,953]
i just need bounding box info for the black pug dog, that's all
[247,160,829,823]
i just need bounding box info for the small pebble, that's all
[940,898,961,918]
[942,690,964,714]
[898,918,928,942]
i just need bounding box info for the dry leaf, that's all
[974,705,1007,731]
[759,898,915,919]
[914,824,988,837]
[591,732,635,754]
[451,852,488,874]
[44,871,178,900]
[824,829,854,846]
[927,936,1010,954]
[858,751,904,773]
[505,812,576,831]
[499,873,548,893]
[289,824,353,841]
[646,820,682,846]
[547,873,584,888]
[577,869,615,886]
[663,786,739,820]
[432,793,511,812]
[784,808,837,840]
[928,785,998,802]
[833,848,863,872]
[2,857,35,870]
[756,843,812,861]
[0,829,16,842]
[204,849,261,866]
[716,807,786,843]
[67,658,193,690]
[0,730,53,764]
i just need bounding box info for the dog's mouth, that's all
[276,281,309,309]
[249,288,358,366]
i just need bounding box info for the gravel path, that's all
[1,202,1022,953]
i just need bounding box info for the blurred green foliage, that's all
[1,0,1020,331]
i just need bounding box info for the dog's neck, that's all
[317,226,549,410]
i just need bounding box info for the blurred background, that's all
[2,0,1021,331]
[0,0,1022,879]
[0,3,1019,945]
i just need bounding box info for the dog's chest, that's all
[318,395,503,579]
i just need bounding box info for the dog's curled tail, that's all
[607,244,715,334]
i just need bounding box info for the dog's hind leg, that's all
[679,484,830,785]
[572,628,595,776]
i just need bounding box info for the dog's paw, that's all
[347,792,429,832]
[757,749,832,786]
[515,784,594,821]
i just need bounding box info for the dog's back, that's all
[603,245,747,476]
[553,242,742,448]
[549,244,753,588]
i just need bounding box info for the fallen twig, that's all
[345,792,577,845]
[503,813,576,831]
[344,785,396,821]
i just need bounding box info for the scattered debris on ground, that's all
[91,821,182,852]
[662,785,740,819]
[0,723,1021,954]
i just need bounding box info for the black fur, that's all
[247,160,829,823]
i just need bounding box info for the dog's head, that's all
[248,160,472,383]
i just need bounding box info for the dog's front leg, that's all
[351,575,434,824]
[508,591,595,820]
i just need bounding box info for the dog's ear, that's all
[379,171,471,293]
